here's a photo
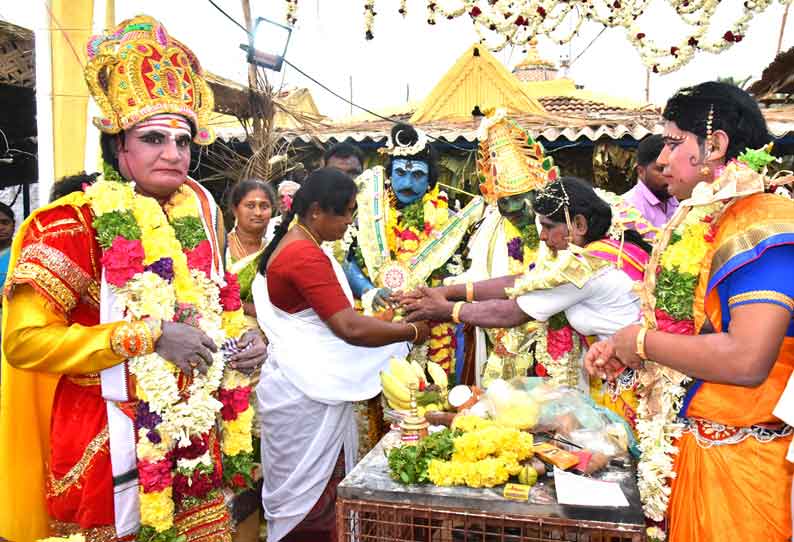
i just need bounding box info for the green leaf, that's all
[171,216,208,250]
[400,197,426,232]
[93,210,142,248]
[655,268,697,321]
[738,146,776,172]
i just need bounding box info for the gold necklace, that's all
[230,229,264,259]
[296,223,321,247]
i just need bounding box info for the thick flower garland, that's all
[428,416,534,488]
[85,174,251,541]
[633,199,723,522]
[634,153,779,522]
[534,313,583,388]
[504,218,538,276]
[386,185,461,373]
[387,184,450,263]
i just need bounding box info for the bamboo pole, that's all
[778,3,790,56]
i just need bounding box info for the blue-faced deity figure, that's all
[390,158,430,205]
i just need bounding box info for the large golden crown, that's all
[477,109,558,203]
[84,15,215,145]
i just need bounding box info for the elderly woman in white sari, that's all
[252,168,430,542]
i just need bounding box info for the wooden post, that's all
[778,3,790,56]
[239,0,274,181]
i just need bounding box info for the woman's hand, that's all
[156,321,218,376]
[411,320,431,344]
[402,287,454,323]
[227,329,268,375]
[584,339,628,381]
[611,324,644,370]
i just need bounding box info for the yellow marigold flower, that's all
[38,535,86,542]
[222,369,252,389]
[133,196,169,233]
[85,180,135,215]
[222,309,248,340]
[136,428,171,461]
[139,487,174,532]
[661,222,710,276]
[223,406,255,456]
[165,186,200,219]
[451,415,494,433]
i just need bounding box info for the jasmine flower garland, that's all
[85,172,252,541]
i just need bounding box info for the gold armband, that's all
[111,320,156,358]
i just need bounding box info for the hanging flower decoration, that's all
[364,0,376,39]
[351,0,792,73]
[285,0,298,26]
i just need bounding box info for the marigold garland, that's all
[634,158,771,523]
[85,174,253,540]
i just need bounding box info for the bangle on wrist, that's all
[465,282,474,302]
[451,301,465,324]
[635,326,649,361]
[408,323,419,344]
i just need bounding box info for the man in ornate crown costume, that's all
[344,123,484,375]
[0,16,266,542]
[451,109,578,388]
[402,110,657,433]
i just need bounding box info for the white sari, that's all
[252,248,408,542]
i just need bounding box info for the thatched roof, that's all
[748,45,794,103]
[0,20,34,88]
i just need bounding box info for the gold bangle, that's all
[451,301,465,324]
[408,323,419,344]
[635,326,649,361]
[465,282,474,302]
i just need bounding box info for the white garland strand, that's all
[340,0,793,73]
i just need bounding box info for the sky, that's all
[2,1,793,119]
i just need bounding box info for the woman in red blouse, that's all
[253,168,429,542]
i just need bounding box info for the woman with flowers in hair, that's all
[586,81,794,541]
[0,15,266,542]
[402,176,652,430]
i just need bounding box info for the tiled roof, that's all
[538,95,643,116]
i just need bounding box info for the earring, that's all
[700,164,711,178]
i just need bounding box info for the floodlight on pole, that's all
[240,17,292,72]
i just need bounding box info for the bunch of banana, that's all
[380,358,449,411]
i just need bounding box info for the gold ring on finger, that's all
[189,360,198,369]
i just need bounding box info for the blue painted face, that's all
[390,158,430,205]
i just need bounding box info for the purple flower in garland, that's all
[136,401,162,431]
[145,257,174,282]
[507,237,524,262]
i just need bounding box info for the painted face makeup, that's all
[118,114,192,200]
[497,191,535,229]
[390,158,430,205]
[657,120,709,201]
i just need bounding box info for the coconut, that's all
[448,385,478,411]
